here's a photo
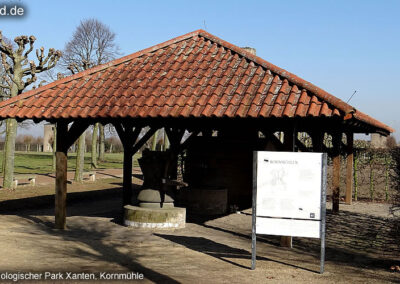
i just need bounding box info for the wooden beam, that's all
[132,127,158,154]
[65,121,91,150]
[345,132,354,205]
[114,122,141,206]
[165,128,185,150]
[114,123,158,206]
[311,131,324,152]
[332,131,341,213]
[114,121,141,148]
[295,137,309,152]
[284,130,295,151]
[260,130,285,151]
[180,130,200,151]
[55,122,68,229]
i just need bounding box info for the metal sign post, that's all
[251,152,258,270]
[251,151,327,273]
[320,153,327,274]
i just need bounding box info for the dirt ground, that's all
[0,174,399,283]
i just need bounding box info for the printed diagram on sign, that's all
[256,153,322,220]
[269,168,287,189]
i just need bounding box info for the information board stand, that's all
[251,151,327,273]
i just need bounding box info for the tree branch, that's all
[23,36,36,58]
[14,35,29,55]
[0,31,13,57]
[0,83,11,90]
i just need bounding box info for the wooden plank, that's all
[332,132,341,213]
[55,122,68,229]
[345,132,354,205]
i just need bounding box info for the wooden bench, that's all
[83,171,96,181]
[13,174,36,188]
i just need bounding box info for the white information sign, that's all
[255,151,323,238]
[251,151,327,273]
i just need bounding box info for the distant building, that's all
[370,133,387,148]
[43,123,55,152]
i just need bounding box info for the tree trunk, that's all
[3,80,19,188]
[74,132,86,182]
[91,123,99,169]
[3,118,17,188]
[99,124,105,162]
[2,129,7,173]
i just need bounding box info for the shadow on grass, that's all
[0,187,123,214]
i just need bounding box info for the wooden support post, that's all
[123,146,133,206]
[345,132,354,205]
[114,122,140,206]
[280,128,295,248]
[55,122,68,229]
[332,132,341,213]
[311,131,324,152]
[283,130,294,151]
[261,130,285,151]
[54,120,90,229]
[114,122,158,206]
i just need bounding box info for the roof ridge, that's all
[197,30,355,114]
[0,29,205,108]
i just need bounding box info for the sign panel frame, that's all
[251,151,327,274]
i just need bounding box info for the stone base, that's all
[139,202,175,209]
[124,205,186,229]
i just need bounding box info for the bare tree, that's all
[0,31,61,188]
[21,134,34,152]
[62,19,120,180]
[386,136,397,149]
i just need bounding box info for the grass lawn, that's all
[0,151,141,175]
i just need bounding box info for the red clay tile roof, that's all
[0,30,393,134]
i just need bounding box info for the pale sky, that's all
[2,0,399,139]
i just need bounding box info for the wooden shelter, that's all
[0,30,393,229]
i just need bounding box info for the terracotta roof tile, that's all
[0,30,392,133]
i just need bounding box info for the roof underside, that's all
[0,30,393,135]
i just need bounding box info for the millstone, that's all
[138,188,174,203]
